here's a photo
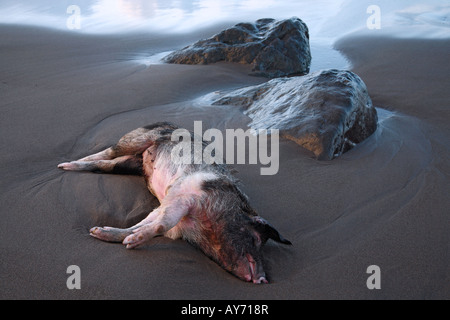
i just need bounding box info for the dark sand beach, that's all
[0,21,449,300]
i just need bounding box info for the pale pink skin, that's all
[58,142,268,284]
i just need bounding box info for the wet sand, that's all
[0,25,448,299]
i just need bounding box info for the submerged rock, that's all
[164,17,311,78]
[211,69,378,160]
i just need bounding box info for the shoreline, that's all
[335,33,450,127]
[0,24,449,299]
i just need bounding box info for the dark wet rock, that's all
[211,69,378,160]
[164,17,311,78]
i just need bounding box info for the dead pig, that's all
[58,122,291,283]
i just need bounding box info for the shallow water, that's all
[0,0,344,35]
[0,0,448,37]
[2,0,448,74]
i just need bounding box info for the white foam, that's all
[322,0,450,39]
[1,1,448,39]
[0,0,347,35]
[376,108,396,124]
[133,51,173,67]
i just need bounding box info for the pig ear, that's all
[251,216,292,245]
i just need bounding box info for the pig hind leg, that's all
[76,123,177,161]
[59,123,178,172]
[74,127,155,160]
[58,127,159,174]
[58,155,143,175]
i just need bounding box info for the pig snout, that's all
[234,253,268,284]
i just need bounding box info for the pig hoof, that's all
[90,227,110,240]
[58,162,82,171]
[123,233,145,249]
[58,162,73,170]
[90,226,130,243]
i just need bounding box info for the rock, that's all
[164,17,311,78]
[211,69,378,160]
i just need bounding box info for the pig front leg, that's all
[123,197,191,249]
[90,208,162,242]
[89,226,137,243]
